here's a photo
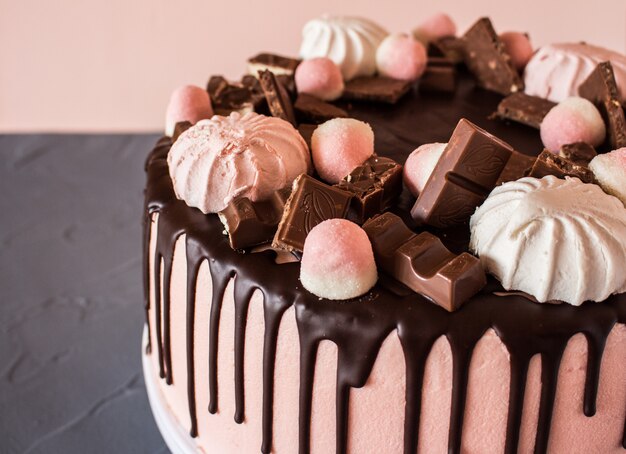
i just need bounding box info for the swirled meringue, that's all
[299,15,388,81]
[524,43,626,103]
[168,112,311,214]
[470,176,626,305]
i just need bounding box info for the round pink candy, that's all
[311,118,375,183]
[165,85,213,137]
[403,142,447,196]
[300,219,378,300]
[376,34,427,81]
[540,97,606,153]
[295,57,344,101]
[500,31,533,70]
[413,13,457,43]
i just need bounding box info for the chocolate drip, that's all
[233,279,255,424]
[185,239,202,437]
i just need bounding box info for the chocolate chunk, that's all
[247,53,301,77]
[294,94,348,123]
[172,121,192,142]
[362,212,486,311]
[207,75,264,115]
[342,76,412,104]
[495,92,556,129]
[272,174,352,252]
[419,58,457,93]
[218,188,292,250]
[462,17,524,95]
[241,74,263,94]
[276,74,297,100]
[528,150,595,183]
[335,156,402,224]
[258,70,297,126]
[207,75,230,99]
[558,142,597,165]
[411,118,524,228]
[495,150,535,186]
[297,123,317,150]
[578,61,626,149]
[428,36,465,64]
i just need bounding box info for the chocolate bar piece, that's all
[342,76,412,104]
[172,121,192,142]
[335,156,402,224]
[362,212,486,311]
[579,61,626,149]
[294,94,348,123]
[297,123,317,150]
[276,74,297,100]
[558,142,597,165]
[207,75,265,115]
[495,92,556,129]
[411,118,524,228]
[428,36,465,64]
[528,150,594,183]
[248,53,301,77]
[258,70,297,126]
[462,17,524,95]
[419,58,457,93]
[218,188,292,250]
[272,174,352,252]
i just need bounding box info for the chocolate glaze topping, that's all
[143,74,626,453]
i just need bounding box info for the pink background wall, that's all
[1,0,625,132]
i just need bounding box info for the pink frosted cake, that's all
[143,14,626,454]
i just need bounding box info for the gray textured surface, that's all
[0,134,168,454]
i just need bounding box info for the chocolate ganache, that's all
[143,73,626,454]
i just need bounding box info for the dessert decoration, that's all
[297,123,316,149]
[539,96,606,152]
[428,36,465,64]
[375,33,427,81]
[495,92,555,129]
[341,76,412,103]
[294,57,344,101]
[171,121,192,142]
[247,53,301,77]
[258,70,297,126]
[167,112,310,213]
[579,61,626,149]
[589,147,626,205]
[419,57,457,92]
[272,174,352,252]
[363,212,486,311]
[165,85,214,137]
[310,118,375,183]
[207,75,265,115]
[524,42,626,103]
[559,142,597,165]
[299,15,388,81]
[412,12,456,44]
[527,150,595,183]
[462,17,524,95]
[294,94,348,123]
[499,31,533,70]
[300,219,378,300]
[403,142,446,196]
[471,176,626,305]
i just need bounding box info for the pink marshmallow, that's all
[413,13,457,44]
[300,219,378,300]
[165,85,213,137]
[376,34,427,81]
[403,142,447,196]
[311,118,375,183]
[589,147,626,205]
[499,31,533,71]
[295,57,345,101]
[540,97,606,153]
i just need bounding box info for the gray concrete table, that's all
[0,135,168,453]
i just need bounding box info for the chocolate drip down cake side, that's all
[143,14,626,454]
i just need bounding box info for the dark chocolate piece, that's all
[172,121,192,142]
[247,53,301,76]
[362,212,486,311]
[578,61,626,149]
[272,174,352,252]
[218,188,292,250]
[335,155,402,224]
[462,17,524,95]
[241,74,263,94]
[495,92,556,129]
[419,57,457,93]
[428,36,465,64]
[207,75,265,115]
[495,150,535,186]
[258,69,297,126]
[559,142,597,165]
[342,76,412,104]
[294,94,348,123]
[297,123,317,150]
[276,74,297,100]
[528,150,594,183]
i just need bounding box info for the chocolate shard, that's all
[172,121,192,142]
[207,75,265,116]
[335,155,403,224]
[419,58,457,93]
[528,150,595,183]
[247,53,301,77]
[297,123,317,150]
[276,74,297,100]
[272,174,352,252]
[495,92,556,129]
[462,17,524,95]
[578,61,626,149]
[411,118,524,228]
[362,212,486,311]
[428,36,465,64]
[258,69,297,126]
[294,94,348,123]
[558,142,597,165]
[342,76,412,104]
[218,188,292,250]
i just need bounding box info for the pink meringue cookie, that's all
[412,13,456,44]
[540,97,606,153]
[311,118,375,183]
[376,34,427,81]
[499,32,533,71]
[165,85,213,137]
[300,219,378,300]
[403,142,447,196]
[294,57,344,101]
[589,147,626,205]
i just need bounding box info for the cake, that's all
[142,15,626,454]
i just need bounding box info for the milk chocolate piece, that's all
[558,142,597,165]
[297,123,317,150]
[335,156,402,224]
[342,76,412,104]
[528,150,594,183]
[172,121,192,142]
[428,36,465,64]
[419,58,457,93]
[272,174,352,252]
[462,17,524,95]
[579,61,626,149]
[258,70,297,126]
[362,212,486,311]
[294,94,348,123]
[247,53,301,77]
[495,92,556,129]
[207,75,264,115]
